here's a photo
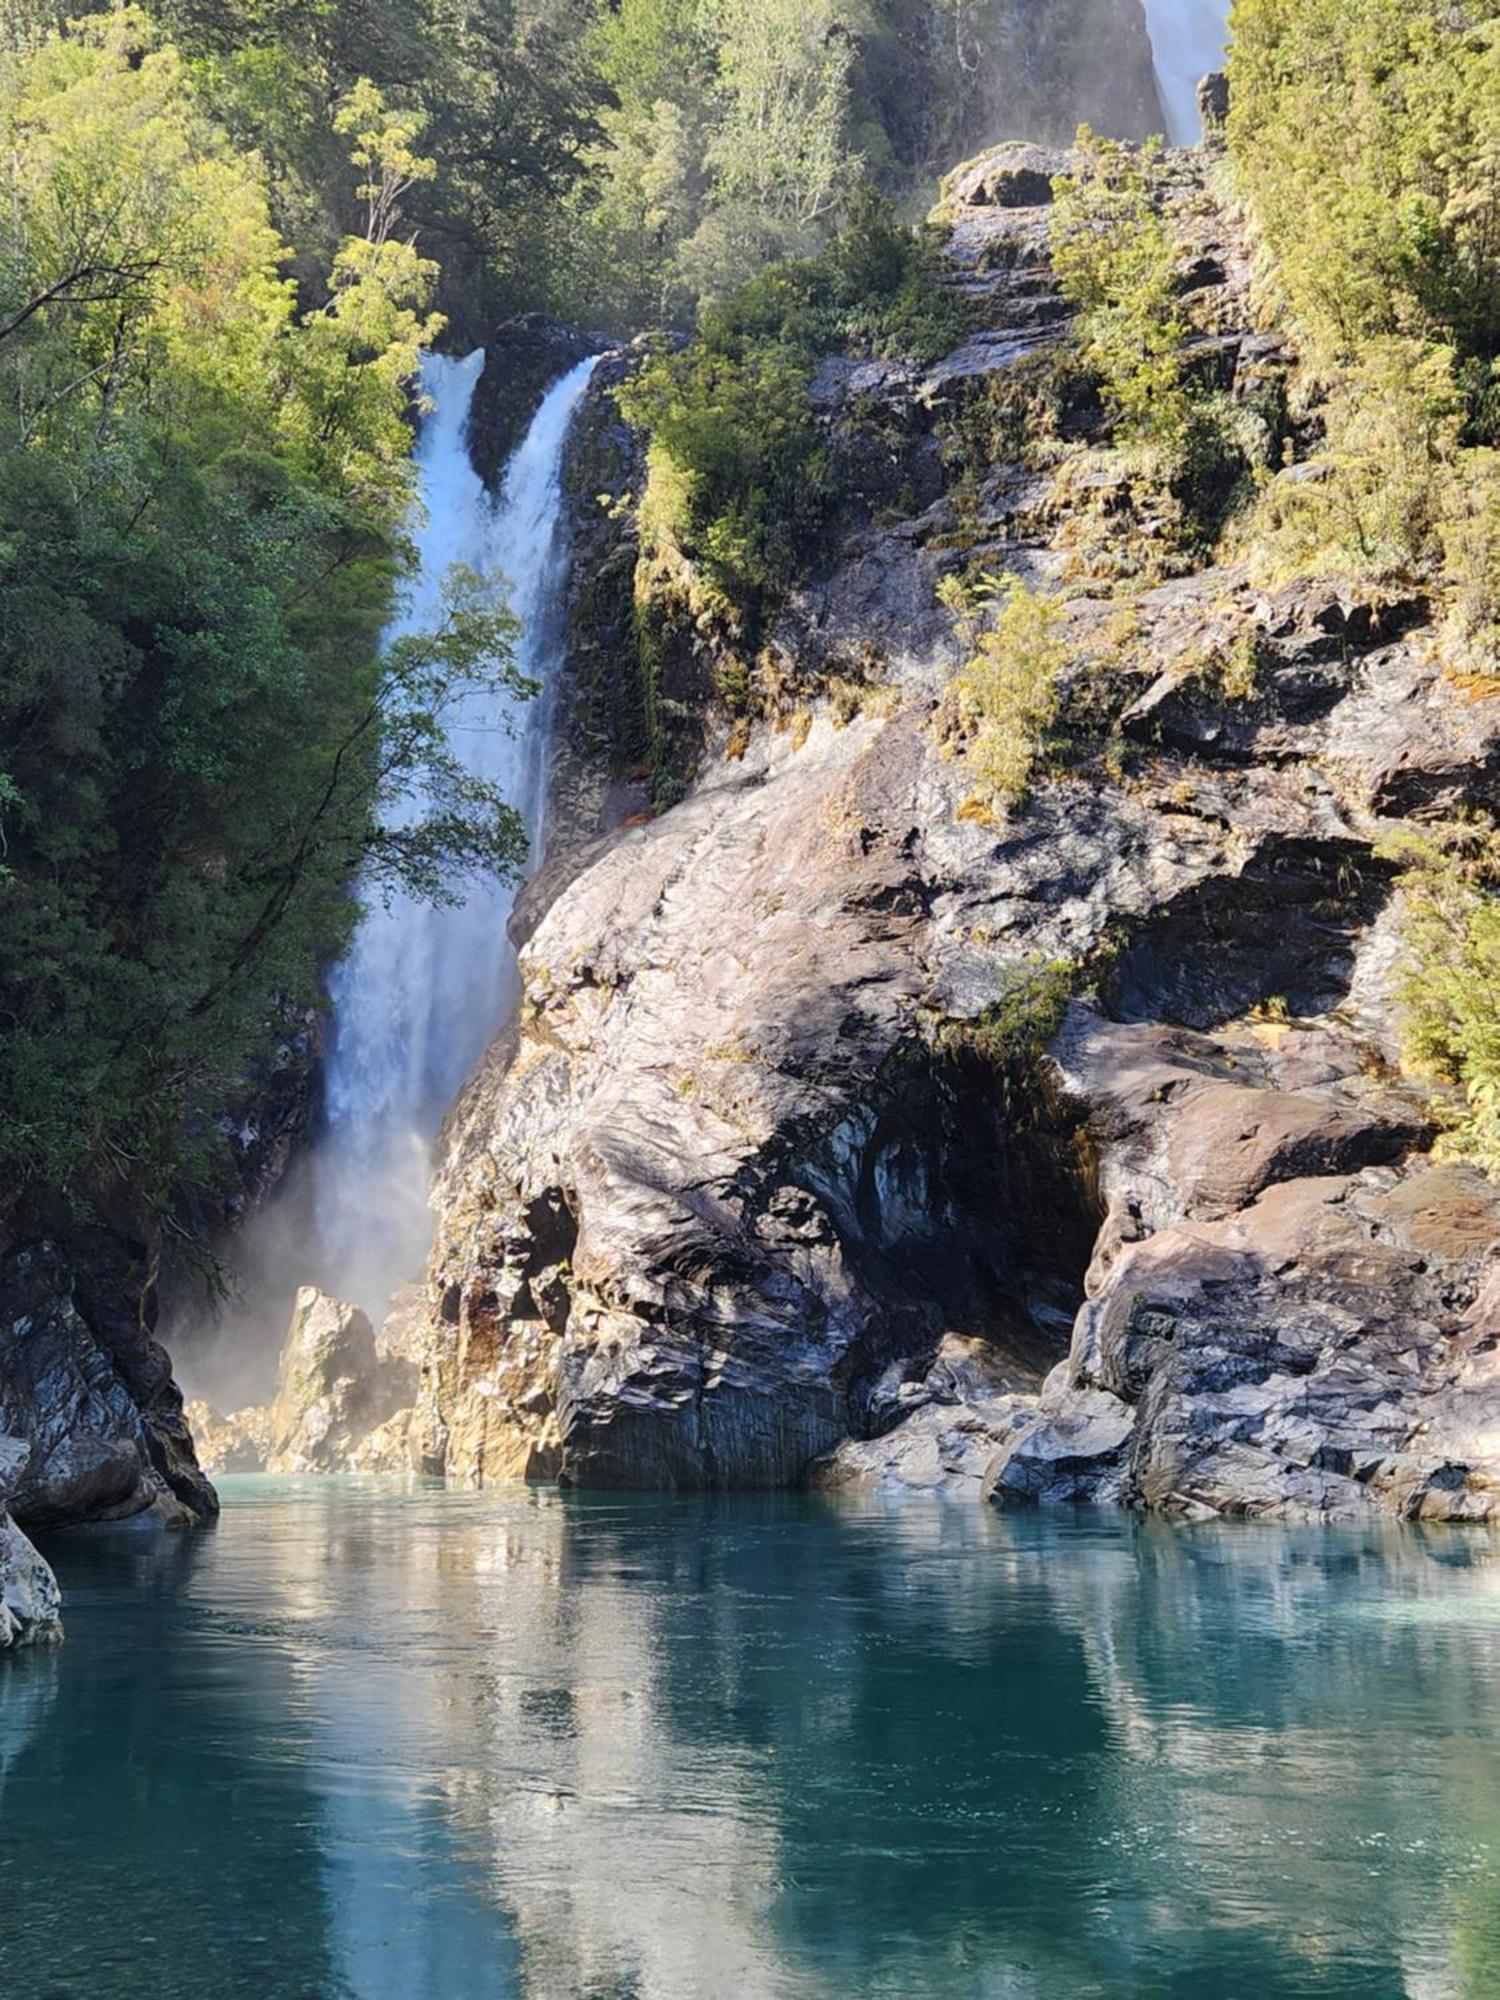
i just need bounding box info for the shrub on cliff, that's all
[1229,0,1500,373]
[1388,828,1500,1176]
[1051,134,1188,449]
[1050,130,1254,553]
[619,332,832,629]
[936,572,1067,813]
[617,192,968,629]
[1229,6,1500,625]
[1245,340,1466,584]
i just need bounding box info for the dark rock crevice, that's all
[791,1047,1101,1426]
[1106,836,1393,1031]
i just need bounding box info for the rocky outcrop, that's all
[1197,71,1230,138]
[0,987,320,1540]
[410,139,1500,1520]
[184,1400,275,1476]
[468,317,608,492]
[980,1002,1500,1521]
[190,1287,421,1477]
[0,1438,62,1650]
[0,1238,215,1530]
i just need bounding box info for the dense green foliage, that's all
[0,12,527,1221]
[102,0,597,339]
[617,195,968,629]
[1051,135,1187,447]
[1227,2,1500,1167]
[936,572,1066,812]
[1229,0,1500,374]
[1049,131,1264,557]
[1227,0,1500,594]
[5,0,1166,339]
[1386,831,1500,1176]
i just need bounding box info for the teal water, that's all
[5,1485,1500,1999]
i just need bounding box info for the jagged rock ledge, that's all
[190,1287,425,1478]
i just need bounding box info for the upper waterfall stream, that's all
[314,351,598,1316]
[1140,0,1232,143]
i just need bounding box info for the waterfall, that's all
[1140,0,1232,145]
[313,349,599,1316]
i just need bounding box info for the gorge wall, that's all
[401,133,1500,1525]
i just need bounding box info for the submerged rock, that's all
[0,1439,62,1650]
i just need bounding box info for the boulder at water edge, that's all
[0,1438,62,1650]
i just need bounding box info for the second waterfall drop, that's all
[1140,0,1232,145]
[315,349,598,1316]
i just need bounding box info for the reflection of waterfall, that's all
[313,353,598,1317]
[1140,0,1232,144]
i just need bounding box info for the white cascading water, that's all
[1140,0,1233,144]
[314,348,599,1316]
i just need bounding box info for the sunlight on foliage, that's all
[0,12,519,1218]
[938,571,1067,812]
[1051,131,1188,448]
[1386,826,1500,1177]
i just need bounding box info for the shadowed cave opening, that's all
[1107,840,1392,1032]
[797,1045,1104,1434]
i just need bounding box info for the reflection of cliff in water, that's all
[9,1496,1500,1998]
[438,1505,1500,1999]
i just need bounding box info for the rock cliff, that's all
[189,1287,422,1478]
[410,140,1500,1522]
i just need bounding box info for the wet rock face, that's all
[980,1004,1500,1520]
[413,143,1500,1516]
[0,1240,215,1530]
[467,316,607,492]
[0,1437,62,1650]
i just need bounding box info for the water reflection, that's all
[5,1487,1500,1998]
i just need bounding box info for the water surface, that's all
[6,1484,1500,1998]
